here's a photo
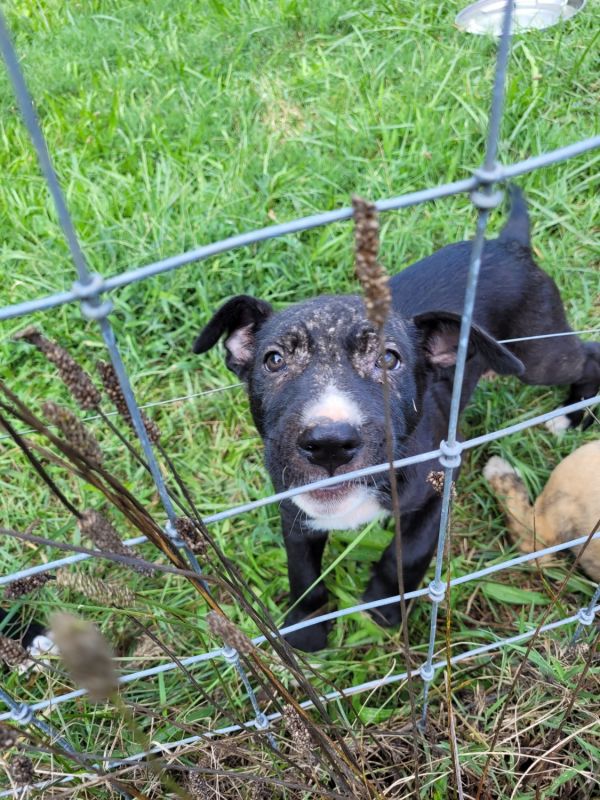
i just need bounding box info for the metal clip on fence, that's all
[0,687,76,756]
[0,694,135,800]
[571,583,600,644]
[221,646,277,748]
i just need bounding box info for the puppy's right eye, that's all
[264,351,286,373]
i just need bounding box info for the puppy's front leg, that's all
[280,502,330,652]
[363,504,441,628]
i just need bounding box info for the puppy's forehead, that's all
[263,295,365,338]
[258,295,410,348]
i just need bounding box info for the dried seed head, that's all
[97,361,161,444]
[4,572,52,601]
[206,611,254,655]
[9,754,35,786]
[78,509,153,576]
[426,470,457,499]
[56,569,134,608]
[0,724,19,749]
[42,401,103,463]
[282,705,312,762]
[352,195,391,330]
[174,517,207,557]
[250,784,272,800]
[558,641,591,666]
[426,470,445,495]
[186,770,212,799]
[50,612,119,702]
[15,327,101,410]
[0,634,27,668]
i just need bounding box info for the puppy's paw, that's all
[362,579,402,628]
[282,610,330,652]
[545,414,572,435]
[484,455,517,481]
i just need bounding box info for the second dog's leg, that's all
[484,456,556,563]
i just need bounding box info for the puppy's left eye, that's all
[376,349,402,371]
[264,351,287,373]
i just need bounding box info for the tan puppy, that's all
[484,441,600,581]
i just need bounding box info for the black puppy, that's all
[194,187,600,651]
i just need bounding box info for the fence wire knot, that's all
[576,607,595,627]
[470,166,505,209]
[420,663,435,683]
[11,702,34,725]
[473,164,505,185]
[164,520,185,549]
[438,440,462,469]
[470,186,504,210]
[221,645,240,666]
[254,712,270,731]
[428,580,446,604]
[72,274,113,320]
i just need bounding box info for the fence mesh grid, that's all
[1,1,599,795]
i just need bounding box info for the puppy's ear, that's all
[414,311,524,376]
[193,295,273,379]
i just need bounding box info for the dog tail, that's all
[498,184,531,248]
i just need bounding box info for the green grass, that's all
[0,0,599,797]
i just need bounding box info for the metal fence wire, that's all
[1,1,600,796]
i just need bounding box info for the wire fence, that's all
[1,1,599,797]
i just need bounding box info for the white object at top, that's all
[455,0,587,35]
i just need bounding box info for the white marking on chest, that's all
[292,486,385,531]
[301,383,363,426]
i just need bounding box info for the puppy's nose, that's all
[297,422,362,475]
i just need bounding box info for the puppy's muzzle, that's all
[297,422,363,476]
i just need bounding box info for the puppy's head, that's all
[194,295,522,530]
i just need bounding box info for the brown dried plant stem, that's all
[95,406,200,525]
[0,404,81,518]
[124,614,279,756]
[9,722,151,799]
[445,671,464,800]
[0,382,208,590]
[1,388,370,796]
[1,526,192,579]
[474,515,600,800]
[3,381,364,778]
[99,385,364,742]
[353,194,421,793]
